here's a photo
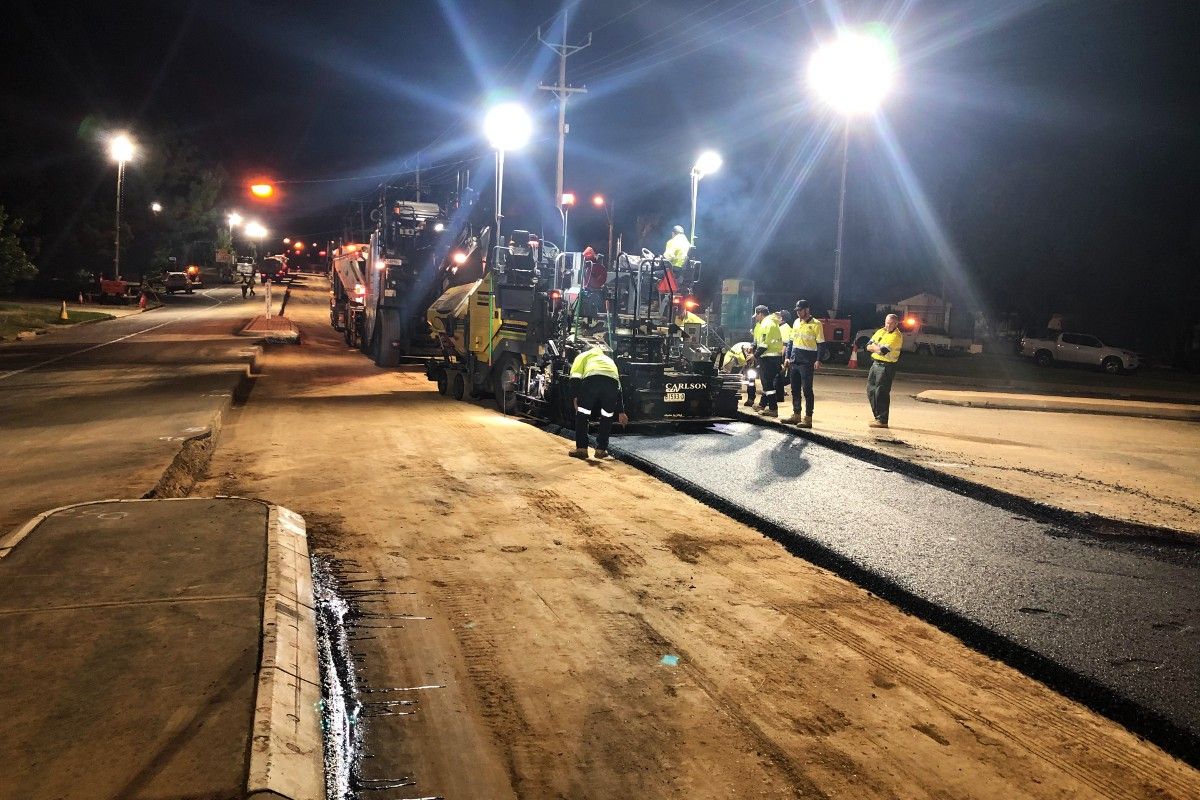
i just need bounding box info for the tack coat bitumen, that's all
[610,421,1200,764]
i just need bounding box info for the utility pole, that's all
[539,12,590,249]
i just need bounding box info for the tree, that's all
[0,206,37,294]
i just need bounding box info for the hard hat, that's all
[794,298,810,310]
[672,225,684,235]
[754,304,769,315]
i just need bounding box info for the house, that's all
[876,292,952,331]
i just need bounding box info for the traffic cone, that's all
[139,292,147,310]
[78,292,84,305]
[848,345,858,369]
[59,301,69,321]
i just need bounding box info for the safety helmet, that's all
[672,225,685,235]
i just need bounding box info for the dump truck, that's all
[352,192,450,366]
[425,235,740,424]
[329,243,368,347]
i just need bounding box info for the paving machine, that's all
[425,237,740,424]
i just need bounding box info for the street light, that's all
[483,101,533,265]
[150,202,163,214]
[283,237,291,244]
[593,194,614,265]
[807,27,896,314]
[107,133,136,281]
[244,221,267,259]
[689,150,722,246]
[250,182,274,199]
[560,192,575,252]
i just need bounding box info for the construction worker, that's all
[673,304,705,335]
[664,224,691,268]
[568,344,629,460]
[722,342,756,407]
[774,310,793,405]
[751,304,784,417]
[865,313,904,428]
[783,299,823,427]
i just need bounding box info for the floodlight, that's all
[483,102,533,151]
[808,29,897,115]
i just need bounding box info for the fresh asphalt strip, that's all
[592,419,1200,767]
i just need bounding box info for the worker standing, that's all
[865,313,904,428]
[722,342,756,407]
[774,310,793,406]
[752,305,784,417]
[783,299,823,427]
[568,344,629,460]
[664,225,691,268]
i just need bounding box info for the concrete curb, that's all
[914,389,1200,422]
[248,503,325,800]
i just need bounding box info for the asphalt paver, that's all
[611,420,1200,758]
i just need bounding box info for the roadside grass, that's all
[0,302,114,340]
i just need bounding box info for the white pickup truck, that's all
[1020,332,1138,374]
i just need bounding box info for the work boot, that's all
[869,420,888,429]
[798,416,813,429]
[594,449,610,460]
[780,413,801,424]
[742,397,754,407]
[568,447,589,459]
[760,408,778,418]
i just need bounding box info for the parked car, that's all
[1020,331,1138,374]
[164,271,192,294]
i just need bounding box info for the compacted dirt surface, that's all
[195,280,1200,799]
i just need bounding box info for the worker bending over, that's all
[569,345,629,460]
[722,342,756,407]
[752,305,784,417]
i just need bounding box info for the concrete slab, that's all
[0,497,324,800]
[915,389,1200,421]
[240,316,299,344]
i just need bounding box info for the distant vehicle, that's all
[235,257,256,278]
[261,256,289,283]
[1020,332,1138,374]
[852,324,955,358]
[185,264,204,288]
[164,272,192,294]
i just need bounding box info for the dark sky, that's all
[3,0,1200,344]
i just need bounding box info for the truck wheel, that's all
[343,311,353,346]
[493,355,521,414]
[916,344,933,356]
[1035,350,1054,367]
[436,370,449,396]
[450,372,466,401]
[1102,356,1123,375]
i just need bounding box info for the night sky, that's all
[2,1,1199,349]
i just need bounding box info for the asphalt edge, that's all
[143,346,261,499]
[247,504,326,800]
[735,410,1199,547]
[913,391,1200,422]
[608,442,1200,770]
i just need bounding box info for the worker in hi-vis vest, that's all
[568,345,629,460]
[865,313,904,429]
[783,299,824,428]
[751,305,784,417]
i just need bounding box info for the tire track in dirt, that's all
[776,599,1185,800]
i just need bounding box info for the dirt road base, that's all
[193,281,1200,800]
